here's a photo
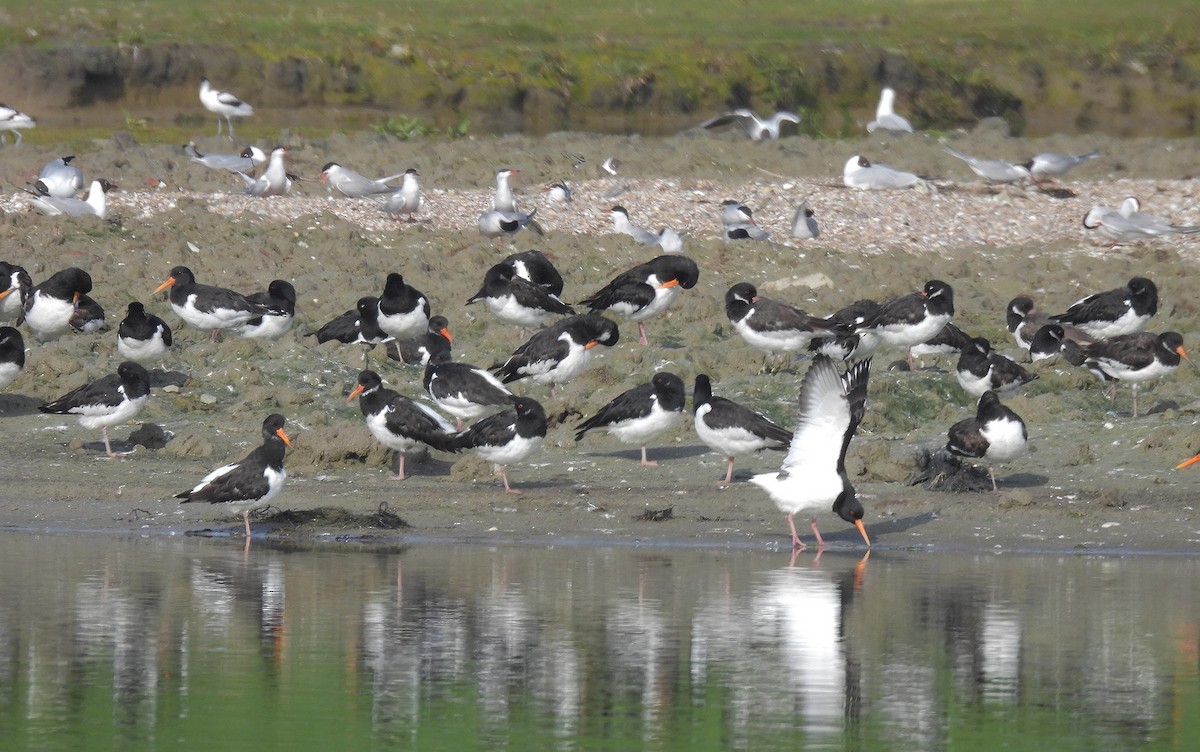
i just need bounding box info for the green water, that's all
[0,534,1197,751]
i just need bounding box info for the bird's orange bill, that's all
[583,340,599,350]
[855,518,872,547]
[153,276,177,295]
[0,288,10,301]
[1177,345,1198,371]
[660,279,681,289]
[440,326,453,343]
[72,292,81,304]
[1175,453,1200,470]
[347,384,365,402]
[275,428,293,447]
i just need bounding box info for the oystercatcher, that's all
[1051,277,1157,340]
[0,262,31,323]
[117,302,173,364]
[385,315,452,367]
[439,397,547,494]
[40,360,150,458]
[238,279,296,340]
[0,326,24,390]
[854,279,954,370]
[1074,330,1190,417]
[492,314,619,395]
[724,282,836,358]
[955,338,1038,397]
[467,262,574,329]
[23,267,92,342]
[947,391,1028,491]
[69,293,106,333]
[750,356,873,551]
[154,266,277,342]
[424,351,514,430]
[349,370,455,480]
[376,273,430,341]
[177,413,291,540]
[692,374,791,484]
[501,250,564,296]
[575,371,686,467]
[910,322,974,360]
[808,299,882,361]
[580,255,699,346]
[312,296,391,366]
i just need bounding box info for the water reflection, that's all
[0,533,1197,751]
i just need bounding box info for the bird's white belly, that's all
[606,406,679,445]
[118,332,168,362]
[239,313,293,340]
[980,418,1027,463]
[750,468,843,516]
[630,286,681,322]
[1079,310,1147,340]
[0,361,20,389]
[476,434,543,465]
[366,412,423,453]
[694,411,771,457]
[734,318,809,353]
[487,296,549,328]
[876,313,950,348]
[77,393,148,430]
[527,344,592,385]
[24,295,75,339]
[173,296,253,331]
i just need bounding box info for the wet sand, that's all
[1,128,1199,554]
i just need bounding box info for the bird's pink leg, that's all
[787,512,806,551]
[243,511,253,540]
[718,456,735,484]
[102,427,129,458]
[810,517,827,548]
[389,452,406,480]
[500,465,523,494]
[209,329,221,343]
[637,322,649,346]
[640,445,658,467]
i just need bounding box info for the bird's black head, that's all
[833,484,864,524]
[126,301,146,316]
[268,279,297,304]
[406,168,419,176]
[1128,277,1157,299]
[50,267,93,295]
[692,374,713,414]
[356,296,380,316]
[62,155,76,165]
[167,266,195,285]
[857,156,872,168]
[320,162,339,173]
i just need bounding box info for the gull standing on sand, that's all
[867,87,914,133]
[1025,150,1100,181]
[319,162,405,198]
[185,142,267,173]
[943,145,1032,184]
[36,156,84,198]
[0,104,35,145]
[199,78,254,140]
[842,156,922,190]
[381,168,422,222]
[26,179,116,219]
[698,108,801,141]
[239,146,291,197]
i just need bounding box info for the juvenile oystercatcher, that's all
[750,356,873,551]
[154,266,276,342]
[724,282,836,358]
[376,273,430,341]
[692,374,791,484]
[440,397,548,494]
[854,279,954,370]
[424,351,514,430]
[580,255,699,346]
[23,267,92,342]
[955,337,1038,397]
[467,262,574,328]
[1051,277,1157,340]
[40,360,150,457]
[0,262,31,323]
[501,250,564,296]
[238,279,296,340]
[1074,330,1190,417]
[385,315,452,367]
[69,293,106,333]
[947,391,1028,491]
[312,296,391,366]
[117,301,173,364]
[348,370,455,480]
[492,314,619,395]
[575,371,686,466]
[178,413,291,540]
[1007,295,1096,356]
[0,326,24,390]
[808,298,882,361]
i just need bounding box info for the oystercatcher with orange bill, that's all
[23,267,92,342]
[1074,330,1191,417]
[1051,277,1157,340]
[724,282,836,357]
[692,374,791,484]
[492,313,619,394]
[947,391,1028,491]
[438,397,548,494]
[40,360,150,458]
[502,250,564,296]
[386,315,452,367]
[0,262,31,323]
[750,356,873,551]
[575,371,686,467]
[154,266,277,342]
[580,255,699,346]
[349,370,455,480]
[177,413,291,540]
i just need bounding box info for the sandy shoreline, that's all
[2,129,1200,555]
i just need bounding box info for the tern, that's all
[546,180,572,203]
[609,205,662,245]
[791,202,820,239]
[238,146,292,197]
[1117,197,1200,236]
[199,78,254,140]
[26,179,116,218]
[1024,150,1100,181]
[36,156,84,198]
[492,168,521,213]
[1082,205,1199,246]
[478,209,543,239]
[319,162,405,198]
[943,145,1032,184]
[866,87,914,134]
[381,168,422,222]
[699,108,801,141]
[0,104,35,145]
[842,155,922,190]
[184,142,266,173]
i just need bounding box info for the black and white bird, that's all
[184,142,266,173]
[199,78,254,140]
[1007,296,1094,356]
[70,293,106,334]
[580,255,699,346]
[238,146,292,197]
[424,351,514,431]
[117,301,173,364]
[1072,331,1191,417]
[381,168,422,222]
[854,279,955,370]
[910,322,975,360]
[154,266,278,342]
[376,273,430,341]
[724,282,836,359]
[808,299,883,361]
[177,413,292,540]
[0,103,35,145]
[26,178,115,218]
[40,361,150,458]
[0,326,24,390]
[348,370,455,480]
[955,338,1038,397]
[438,397,548,494]
[385,315,452,367]
[698,108,801,141]
[311,296,392,365]
[750,356,873,551]
[319,162,405,198]
[0,262,32,322]
[575,371,686,467]
[500,250,564,296]
[791,201,820,240]
[478,208,543,240]
[866,87,914,134]
[692,374,791,484]
[1051,277,1157,340]
[467,262,574,329]
[947,391,1028,491]
[23,267,93,342]
[36,155,84,198]
[237,279,296,340]
[492,313,619,394]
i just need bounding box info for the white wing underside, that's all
[778,358,850,477]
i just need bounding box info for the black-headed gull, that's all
[866,87,913,133]
[842,155,922,190]
[199,78,254,140]
[699,108,801,141]
[36,156,84,198]
[185,142,266,172]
